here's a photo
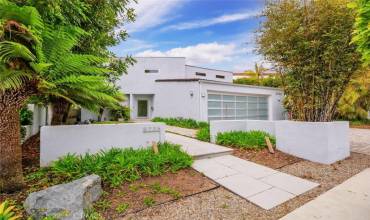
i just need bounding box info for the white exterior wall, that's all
[153,81,200,120]
[119,57,186,94]
[198,81,285,121]
[185,65,233,82]
[40,123,165,166]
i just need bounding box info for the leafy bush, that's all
[0,200,20,220]
[110,106,130,121]
[216,130,276,149]
[20,107,33,125]
[29,143,193,187]
[196,125,210,142]
[152,117,208,129]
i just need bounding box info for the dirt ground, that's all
[97,168,217,219]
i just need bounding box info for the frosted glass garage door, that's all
[207,94,268,121]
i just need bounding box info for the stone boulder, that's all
[24,174,102,220]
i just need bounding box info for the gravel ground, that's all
[123,152,370,220]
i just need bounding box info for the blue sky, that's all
[110,0,265,72]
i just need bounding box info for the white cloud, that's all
[162,10,260,31]
[125,0,184,33]
[136,42,237,65]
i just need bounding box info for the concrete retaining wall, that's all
[210,120,275,143]
[40,122,165,166]
[275,121,349,164]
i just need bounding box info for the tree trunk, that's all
[0,81,37,192]
[50,98,70,125]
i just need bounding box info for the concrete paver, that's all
[260,172,319,195]
[248,187,295,210]
[167,133,319,210]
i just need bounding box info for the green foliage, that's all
[115,203,129,214]
[30,143,193,187]
[350,119,370,126]
[349,0,370,66]
[20,107,32,125]
[216,130,276,149]
[258,0,361,122]
[0,200,20,220]
[110,106,130,121]
[338,71,370,119]
[152,117,208,129]
[233,75,282,88]
[143,197,155,207]
[196,125,210,142]
[84,208,104,220]
[149,183,181,199]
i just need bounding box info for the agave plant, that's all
[0,201,20,220]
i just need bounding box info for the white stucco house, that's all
[83,57,285,122]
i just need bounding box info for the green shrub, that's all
[20,107,33,125]
[216,130,276,149]
[196,125,210,142]
[152,117,208,129]
[29,143,193,187]
[110,106,130,121]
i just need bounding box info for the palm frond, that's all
[0,64,33,91]
[0,41,36,62]
[0,0,44,34]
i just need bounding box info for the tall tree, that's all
[258,0,361,121]
[0,1,123,191]
[349,0,370,66]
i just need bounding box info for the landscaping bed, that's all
[0,142,198,219]
[96,168,217,218]
[349,119,370,129]
[233,148,302,169]
[125,152,370,220]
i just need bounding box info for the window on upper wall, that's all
[145,69,159,73]
[216,75,225,79]
[196,72,206,77]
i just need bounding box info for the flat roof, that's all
[185,65,232,73]
[155,78,282,91]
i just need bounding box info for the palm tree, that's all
[0,1,124,191]
[254,62,267,85]
[34,26,124,125]
[0,0,47,191]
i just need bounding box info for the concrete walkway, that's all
[351,128,370,156]
[166,132,233,159]
[166,133,319,210]
[166,125,198,138]
[280,168,370,220]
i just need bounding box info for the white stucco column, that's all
[268,95,273,120]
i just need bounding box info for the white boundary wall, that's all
[210,120,275,143]
[275,121,349,164]
[209,120,349,164]
[40,123,165,166]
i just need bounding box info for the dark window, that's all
[216,75,225,79]
[145,69,159,73]
[196,72,206,77]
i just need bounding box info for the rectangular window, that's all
[144,69,159,73]
[216,75,225,79]
[196,72,206,76]
[207,93,269,121]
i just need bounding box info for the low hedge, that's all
[152,117,208,129]
[27,142,193,187]
[216,130,276,149]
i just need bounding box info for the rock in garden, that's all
[24,174,102,220]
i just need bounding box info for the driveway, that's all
[350,128,370,156]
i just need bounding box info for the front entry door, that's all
[137,100,148,118]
